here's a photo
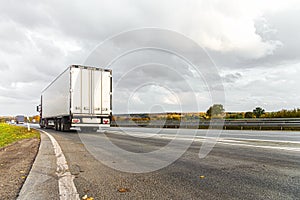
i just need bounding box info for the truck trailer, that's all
[37,65,112,131]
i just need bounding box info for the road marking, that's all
[109,130,300,152]
[103,129,300,154]
[217,141,300,152]
[41,130,80,200]
[215,137,300,144]
[116,131,300,145]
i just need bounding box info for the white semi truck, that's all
[37,65,112,131]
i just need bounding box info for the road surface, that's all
[24,126,300,199]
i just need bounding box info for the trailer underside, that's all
[40,114,111,132]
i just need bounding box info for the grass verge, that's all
[0,123,40,148]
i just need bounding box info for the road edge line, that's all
[41,130,80,200]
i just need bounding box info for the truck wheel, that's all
[59,120,65,132]
[61,121,70,132]
[58,119,62,131]
[65,124,71,132]
[55,119,59,131]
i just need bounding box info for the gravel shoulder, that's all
[0,138,40,199]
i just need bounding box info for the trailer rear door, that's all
[101,70,111,115]
[81,69,91,114]
[71,66,111,115]
[92,70,102,114]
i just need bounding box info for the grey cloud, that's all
[261,9,300,63]
[0,61,9,71]
[0,1,299,115]
[222,72,242,83]
[0,0,53,29]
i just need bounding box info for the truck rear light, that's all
[103,118,110,124]
[72,118,80,123]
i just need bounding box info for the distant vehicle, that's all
[15,115,25,124]
[37,65,112,131]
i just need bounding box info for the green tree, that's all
[206,104,225,118]
[253,107,265,118]
[245,112,253,118]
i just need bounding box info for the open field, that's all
[0,123,40,199]
[0,123,40,148]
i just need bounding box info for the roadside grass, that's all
[0,123,40,148]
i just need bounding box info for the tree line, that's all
[2,106,300,124]
[225,107,300,119]
[206,104,300,119]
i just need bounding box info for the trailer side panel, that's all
[42,68,70,118]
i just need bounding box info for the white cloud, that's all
[221,62,300,111]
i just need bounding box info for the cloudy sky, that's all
[0,0,300,116]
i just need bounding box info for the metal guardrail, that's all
[111,118,300,130]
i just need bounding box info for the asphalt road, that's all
[30,127,300,199]
[110,127,300,142]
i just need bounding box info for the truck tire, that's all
[58,119,62,131]
[61,120,70,132]
[60,120,64,132]
[55,119,59,131]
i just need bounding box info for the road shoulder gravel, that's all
[0,138,40,199]
[17,132,59,200]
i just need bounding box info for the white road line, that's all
[215,137,300,144]
[120,133,300,152]
[41,130,80,200]
[217,141,300,152]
